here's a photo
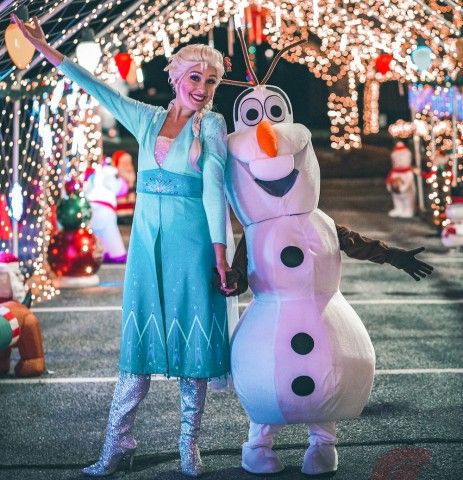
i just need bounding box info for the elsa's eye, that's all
[190,74,200,82]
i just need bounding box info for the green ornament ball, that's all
[57,195,92,230]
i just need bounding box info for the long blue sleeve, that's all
[58,57,157,141]
[200,112,227,245]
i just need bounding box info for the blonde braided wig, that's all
[164,44,225,171]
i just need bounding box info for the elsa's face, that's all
[175,64,218,113]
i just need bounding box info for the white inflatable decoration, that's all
[84,163,127,263]
[442,186,463,249]
[0,254,26,303]
[386,142,416,218]
[223,35,375,476]
[112,150,136,217]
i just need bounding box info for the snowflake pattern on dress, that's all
[141,170,178,195]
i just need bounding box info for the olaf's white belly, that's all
[230,212,375,424]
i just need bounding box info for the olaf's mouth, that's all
[254,169,299,197]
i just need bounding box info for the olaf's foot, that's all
[388,208,401,217]
[301,444,338,476]
[242,445,284,474]
[398,211,414,218]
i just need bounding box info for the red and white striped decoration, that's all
[0,305,20,347]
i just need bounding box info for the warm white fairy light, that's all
[0,68,106,301]
[259,0,460,149]
[15,0,458,152]
[11,181,23,221]
[0,88,58,300]
[407,84,463,227]
[363,80,380,135]
[388,119,416,139]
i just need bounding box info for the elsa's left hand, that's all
[216,262,238,295]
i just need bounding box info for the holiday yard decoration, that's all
[48,182,102,287]
[442,185,463,249]
[0,296,46,377]
[386,142,416,218]
[389,83,463,228]
[4,6,35,69]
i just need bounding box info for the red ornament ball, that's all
[64,178,82,195]
[47,228,102,277]
[115,52,132,80]
[375,53,393,74]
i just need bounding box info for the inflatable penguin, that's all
[84,162,127,263]
[386,142,416,218]
[222,37,375,476]
[442,185,463,249]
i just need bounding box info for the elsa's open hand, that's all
[11,15,47,49]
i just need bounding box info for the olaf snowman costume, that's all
[386,142,416,218]
[221,38,433,476]
[225,82,376,475]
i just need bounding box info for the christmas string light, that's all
[261,0,460,148]
[363,80,380,135]
[406,84,463,228]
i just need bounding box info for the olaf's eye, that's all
[264,95,286,123]
[240,98,263,126]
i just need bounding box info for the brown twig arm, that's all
[261,39,307,85]
[236,27,259,85]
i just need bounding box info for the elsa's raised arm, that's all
[11,15,155,140]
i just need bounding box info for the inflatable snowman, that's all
[442,185,463,249]
[223,60,375,475]
[83,162,127,263]
[386,142,416,218]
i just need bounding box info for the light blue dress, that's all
[59,58,230,378]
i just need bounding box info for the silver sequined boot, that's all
[81,372,151,477]
[179,377,207,477]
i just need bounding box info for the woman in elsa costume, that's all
[12,15,237,478]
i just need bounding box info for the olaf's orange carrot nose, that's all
[256,120,278,157]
